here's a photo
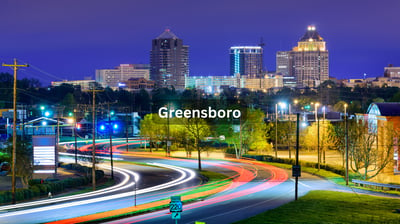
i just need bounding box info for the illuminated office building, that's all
[230,46,264,78]
[95,64,150,89]
[277,25,329,88]
[150,29,189,90]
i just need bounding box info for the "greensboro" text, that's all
[158,107,241,119]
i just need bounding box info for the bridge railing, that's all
[352,179,400,191]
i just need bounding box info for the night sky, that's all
[1,0,399,85]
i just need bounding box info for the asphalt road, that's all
[0,157,202,224]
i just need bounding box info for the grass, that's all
[263,161,400,196]
[235,190,400,224]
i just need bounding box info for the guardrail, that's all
[352,179,400,191]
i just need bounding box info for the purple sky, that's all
[1,0,399,85]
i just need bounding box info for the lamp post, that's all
[315,102,320,171]
[275,103,278,158]
[74,109,78,165]
[344,103,349,185]
[322,106,326,164]
[108,104,114,179]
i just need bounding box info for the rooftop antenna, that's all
[259,37,265,48]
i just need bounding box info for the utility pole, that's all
[54,105,64,176]
[2,59,28,204]
[85,85,103,191]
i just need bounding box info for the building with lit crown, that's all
[150,29,189,90]
[277,25,329,88]
[230,46,264,78]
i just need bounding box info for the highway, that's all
[0,139,382,224]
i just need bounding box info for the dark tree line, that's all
[2,72,400,117]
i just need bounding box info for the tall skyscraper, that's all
[276,25,329,88]
[150,29,189,90]
[230,46,264,78]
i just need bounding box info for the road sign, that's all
[172,212,181,219]
[292,165,301,177]
[170,196,182,212]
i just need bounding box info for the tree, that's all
[139,113,166,152]
[5,138,32,188]
[302,120,334,157]
[241,109,270,155]
[331,121,346,167]
[349,121,397,180]
[183,117,211,170]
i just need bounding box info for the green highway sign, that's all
[170,196,183,212]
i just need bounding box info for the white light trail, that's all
[0,163,196,218]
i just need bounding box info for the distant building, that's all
[243,74,283,91]
[277,25,329,88]
[276,51,295,88]
[125,78,155,90]
[185,73,282,94]
[230,46,264,78]
[51,79,95,90]
[342,77,400,88]
[384,64,400,79]
[185,74,242,94]
[95,64,150,89]
[150,29,189,90]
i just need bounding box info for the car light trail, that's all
[0,163,195,219]
[0,164,136,212]
[103,160,288,224]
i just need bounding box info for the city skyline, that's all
[1,0,399,85]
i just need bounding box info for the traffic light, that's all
[76,123,81,130]
[113,124,118,129]
[68,112,73,117]
[100,125,106,131]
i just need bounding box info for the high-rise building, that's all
[150,29,189,90]
[276,51,296,88]
[95,64,150,89]
[230,46,264,78]
[276,25,329,88]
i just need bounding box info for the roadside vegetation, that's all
[235,190,400,224]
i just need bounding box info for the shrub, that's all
[243,154,345,177]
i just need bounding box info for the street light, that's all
[322,106,326,164]
[315,102,320,171]
[344,103,349,185]
[275,102,287,158]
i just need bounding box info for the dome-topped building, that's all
[276,25,329,88]
[299,25,324,42]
